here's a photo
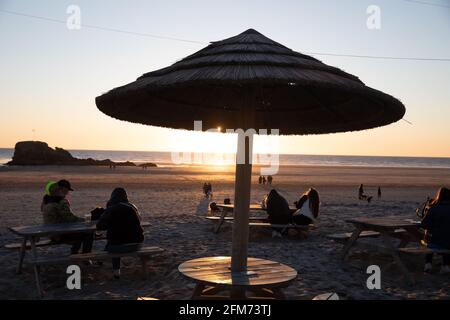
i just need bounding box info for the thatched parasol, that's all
[96,29,405,272]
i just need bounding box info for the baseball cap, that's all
[57,179,74,191]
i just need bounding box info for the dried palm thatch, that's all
[96,29,405,135]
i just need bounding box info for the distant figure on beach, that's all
[203,182,212,198]
[358,184,373,203]
[292,188,320,226]
[267,175,273,185]
[421,187,450,274]
[96,188,144,279]
[358,184,365,199]
[262,176,266,185]
[41,180,93,255]
[258,176,263,184]
[378,186,382,198]
[203,182,208,196]
[207,182,212,197]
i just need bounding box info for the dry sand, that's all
[0,164,449,300]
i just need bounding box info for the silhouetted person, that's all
[421,187,450,274]
[207,182,212,197]
[41,180,93,255]
[267,175,273,185]
[97,188,144,279]
[378,187,382,199]
[292,188,320,226]
[258,176,263,184]
[358,184,372,203]
[203,183,208,197]
[358,184,365,200]
[262,176,266,185]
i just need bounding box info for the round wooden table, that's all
[178,256,297,299]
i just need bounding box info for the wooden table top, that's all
[216,204,296,211]
[216,204,266,210]
[9,221,150,237]
[346,216,420,230]
[178,256,297,288]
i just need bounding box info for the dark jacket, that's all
[41,196,83,224]
[266,189,292,224]
[97,190,144,245]
[421,201,450,249]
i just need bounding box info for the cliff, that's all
[7,141,148,167]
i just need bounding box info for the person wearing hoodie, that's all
[421,187,450,274]
[292,188,320,226]
[96,188,144,279]
[41,180,93,255]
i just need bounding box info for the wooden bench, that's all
[4,233,107,250]
[398,247,450,255]
[223,221,315,237]
[31,246,164,297]
[206,216,268,233]
[327,229,407,243]
[4,239,53,250]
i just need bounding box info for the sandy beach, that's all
[0,164,449,300]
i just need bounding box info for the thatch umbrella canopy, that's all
[96,29,405,273]
[96,28,404,135]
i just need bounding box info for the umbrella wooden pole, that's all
[231,133,253,272]
[231,91,255,272]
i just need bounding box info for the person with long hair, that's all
[421,187,450,274]
[292,188,320,226]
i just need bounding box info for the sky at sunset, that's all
[0,0,449,157]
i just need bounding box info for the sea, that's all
[0,148,449,169]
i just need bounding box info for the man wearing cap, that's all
[41,179,93,254]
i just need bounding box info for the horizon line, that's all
[0,146,449,160]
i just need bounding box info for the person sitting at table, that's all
[41,180,93,255]
[264,189,292,237]
[421,187,450,274]
[291,188,320,226]
[96,187,144,279]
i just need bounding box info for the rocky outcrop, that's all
[7,141,147,167]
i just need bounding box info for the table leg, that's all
[191,283,206,299]
[202,285,225,296]
[230,287,246,299]
[16,237,28,274]
[140,257,149,279]
[30,237,43,297]
[272,288,286,300]
[215,210,229,233]
[380,233,415,285]
[342,226,363,260]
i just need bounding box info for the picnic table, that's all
[8,221,150,274]
[8,220,151,297]
[341,216,421,283]
[178,256,297,299]
[211,203,299,234]
[211,204,268,233]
